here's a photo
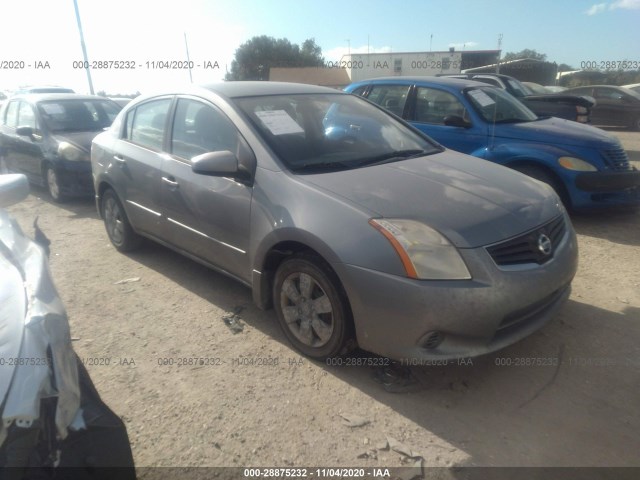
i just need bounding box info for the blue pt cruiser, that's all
[345,77,640,210]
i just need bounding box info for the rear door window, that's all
[124,98,172,151]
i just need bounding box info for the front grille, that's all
[601,147,632,171]
[486,215,566,266]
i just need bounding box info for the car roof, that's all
[351,76,488,89]
[442,72,516,80]
[201,81,344,98]
[9,93,116,102]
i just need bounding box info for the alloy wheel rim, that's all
[47,169,59,199]
[280,272,334,347]
[104,197,124,245]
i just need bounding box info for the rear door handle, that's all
[113,155,126,164]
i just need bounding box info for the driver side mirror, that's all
[16,126,35,137]
[191,150,252,185]
[443,115,471,128]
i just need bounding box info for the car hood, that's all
[52,130,103,153]
[495,117,620,149]
[300,150,563,248]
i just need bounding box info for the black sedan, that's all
[565,85,640,131]
[0,94,121,201]
[441,73,595,124]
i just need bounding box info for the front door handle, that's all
[162,176,179,189]
[113,155,126,165]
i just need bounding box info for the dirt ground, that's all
[6,131,640,474]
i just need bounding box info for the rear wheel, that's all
[273,254,353,359]
[101,189,142,252]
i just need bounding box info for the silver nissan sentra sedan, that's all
[91,82,578,361]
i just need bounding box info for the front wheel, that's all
[101,189,142,252]
[273,254,353,359]
[45,166,65,202]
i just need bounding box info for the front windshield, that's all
[38,99,122,132]
[234,93,440,173]
[505,78,531,97]
[523,83,549,95]
[465,87,538,123]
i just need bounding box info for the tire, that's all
[510,164,571,209]
[101,189,143,252]
[45,165,65,202]
[273,253,353,360]
[631,116,640,132]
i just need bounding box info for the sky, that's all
[1,0,638,95]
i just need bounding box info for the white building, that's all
[339,49,501,82]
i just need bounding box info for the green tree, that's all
[502,49,547,62]
[557,63,575,72]
[226,36,324,81]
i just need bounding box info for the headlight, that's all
[57,142,85,161]
[558,157,597,172]
[369,219,471,280]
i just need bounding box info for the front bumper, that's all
[575,169,640,192]
[333,216,578,361]
[56,160,94,197]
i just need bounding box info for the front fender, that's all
[485,142,570,173]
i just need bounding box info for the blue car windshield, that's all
[234,93,441,173]
[465,87,538,124]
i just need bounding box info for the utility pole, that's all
[496,33,503,73]
[184,32,193,83]
[73,0,94,94]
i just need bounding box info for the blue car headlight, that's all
[558,157,597,172]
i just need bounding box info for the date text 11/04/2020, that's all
[243,468,392,478]
[70,60,221,69]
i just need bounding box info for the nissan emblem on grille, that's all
[538,234,552,256]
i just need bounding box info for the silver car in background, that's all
[91,82,578,361]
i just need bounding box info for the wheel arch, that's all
[252,236,351,321]
[505,158,573,209]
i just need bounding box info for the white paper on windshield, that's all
[468,90,495,107]
[255,110,304,135]
[40,103,66,115]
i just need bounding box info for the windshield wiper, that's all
[292,161,353,173]
[356,149,429,167]
[494,118,531,124]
